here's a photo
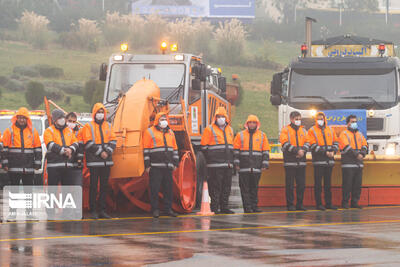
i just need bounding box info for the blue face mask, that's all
[350,122,358,130]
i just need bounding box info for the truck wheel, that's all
[195,151,207,208]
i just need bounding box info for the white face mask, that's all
[57,118,66,127]
[294,120,301,126]
[67,122,76,129]
[159,120,168,129]
[217,117,226,126]
[95,113,104,121]
[317,119,324,126]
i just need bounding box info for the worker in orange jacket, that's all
[307,112,339,211]
[82,103,116,219]
[2,107,42,221]
[339,115,368,209]
[201,106,235,214]
[143,112,179,218]
[233,115,270,213]
[44,109,81,219]
[279,111,310,211]
[66,112,84,168]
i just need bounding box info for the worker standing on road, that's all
[307,112,339,211]
[3,107,42,221]
[234,115,270,213]
[44,109,81,219]
[201,106,235,214]
[279,111,309,211]
[143,112,179,218]
[339,115,368,209]
[82,103,116,219]
[66,112,84,184]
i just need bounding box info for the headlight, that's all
[310,109,317,117]
[368,109,375,117]
[385,143,396,155]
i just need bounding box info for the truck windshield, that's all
[289,69,397,109]
[107,63,185,103]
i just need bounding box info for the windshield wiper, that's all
[340,96,384,109]
[293,95,334,108]
[166,74,185,102]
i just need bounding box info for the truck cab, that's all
[270,36,400,155]
[100,44,230,149]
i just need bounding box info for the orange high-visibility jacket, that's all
[82,103,117,168]
[339,129,368,168]
[233,115,270,173]
[2,107,42,174]
[306,112,339,166]
[143,112,179,170]
[279,124,309,167]
[201,107,234,168]
[44,124,79,169]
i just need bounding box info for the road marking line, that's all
[1,205,400,225]
[1,219,400,243]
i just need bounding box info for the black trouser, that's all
[9,173,34,213]
[314,165,333,207]
[342,167,363,206]
[208,168,232,212]
[284,167,306,208]
[149,167,173,212]
[89,167,110,212]
[239,172,261,211]
[48,168,82,186]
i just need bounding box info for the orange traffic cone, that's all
[197,181,215,216]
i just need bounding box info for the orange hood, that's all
[213,106,229,124]
[153,111,168,126]
[12,107,32,129]
[244,114,260,130]
[92,103,107,120]
[315,111,328,127]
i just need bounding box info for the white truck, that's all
[270,35,399,155]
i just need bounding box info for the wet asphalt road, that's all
[1,206,400,266]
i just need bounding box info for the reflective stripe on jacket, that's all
[82,103,117,168]
[44,125,79,168]
[279,124,309,167]
[143,122,179,170]
[233,129,270,173]
[201,124,234,168]
[339,129,368,168]
[306,115,339,166]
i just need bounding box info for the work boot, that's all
[253,208,262,213]
[152,210,159,218]
[243,208,253,213]
[99,211,112,219]
[220,209,235,214]
[316,205,326,211]
[325,205,338,210]
[342,204,350,209]
[25,211,38,221]
[90,211,99,219]
[296,205,307,211]
[351,204,363,209]
[287,206,296,211]
[7,211,17,222]
[164,209,178,217]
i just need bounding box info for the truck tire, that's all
[195,151,207,208]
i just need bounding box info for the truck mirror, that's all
[218,77,226,92]
[99,63,107,81]
[270,72,283,96]
[270,94,282,106]
[192,78,202,91]
[199,64,208,82]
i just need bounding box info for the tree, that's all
[271,0,311,24]
[330,0,379,12]
[25,81,45,109]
